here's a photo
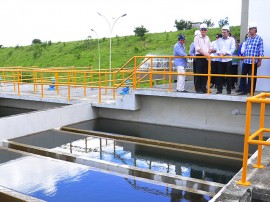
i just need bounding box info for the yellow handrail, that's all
[0,56,269,102]
[237,93,270,186]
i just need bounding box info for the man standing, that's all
[190,30,200,89]
[216,25,235,94]
[174,34,188,92]
[238,22,264,95]
[194,23,211,93]
[210,33,222,88]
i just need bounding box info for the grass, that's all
[0,26,240,70]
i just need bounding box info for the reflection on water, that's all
[53,136,236,184]
[0,155,88,196]
[67,118,257,154]
[0,152,209,202]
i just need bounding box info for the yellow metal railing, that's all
[237,93,270,186]
[0,56,269,102]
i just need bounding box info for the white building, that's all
[241,0,270,91]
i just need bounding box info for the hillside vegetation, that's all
[0,26,240,70]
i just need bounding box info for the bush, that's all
[7,51,13,58]
[134,46,140,53]
[74,53,81,60]
[33,46,42,59]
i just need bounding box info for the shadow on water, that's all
[0,106,34,118]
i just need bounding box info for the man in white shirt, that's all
[210,34,222,88]
[190,30,200,89]
[216,25,235,94]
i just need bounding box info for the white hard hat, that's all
[248,22,257,28]
[222,25,230,31]
[200,23,208,29]
[194,30,200,36]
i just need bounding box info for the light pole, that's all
[91,28,100,71]
[97,12,127,86]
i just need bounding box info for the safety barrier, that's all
[237,93,270,186]
[0,55,269,102]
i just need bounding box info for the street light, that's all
[91,28,100,71]
[97,12,127,86]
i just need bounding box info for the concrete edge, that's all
[133,89,248,102]
[0,102,97,141]
[0,185,45,202]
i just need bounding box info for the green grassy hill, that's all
[0,26,240,69]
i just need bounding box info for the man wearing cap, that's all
[238,22,264,95]
[174,34,188,92]
[216,25,235,94]
[190,30,200,89]
[194,23,211,93]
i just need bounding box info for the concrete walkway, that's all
[0,83,121,104]
[212,144,270,201]
[0,82,257,105]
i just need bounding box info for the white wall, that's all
[0,103,98,141]
[249,0,270,91]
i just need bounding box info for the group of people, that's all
[173,22,264,95]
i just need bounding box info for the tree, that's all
[218,17,229,28]
[32,39,42,45]
[203,19,215,27]
[174,19,192,31]
[134,25,149,40]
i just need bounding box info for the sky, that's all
[0,0,242,47]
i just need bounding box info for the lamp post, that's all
[91,28,100,71]
[97,12,127,86]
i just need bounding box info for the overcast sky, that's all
[0,0,242,47]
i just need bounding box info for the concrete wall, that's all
[0,102,98,141]
[98,95,270,135]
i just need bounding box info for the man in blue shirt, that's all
[238,22,264,95]
[174,34,188,92]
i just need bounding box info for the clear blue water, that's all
[32,170,210,202]
[0,154,210,202]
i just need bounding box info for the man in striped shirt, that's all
[238,22,264,95]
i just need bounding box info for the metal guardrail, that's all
[0,56,269,102]
[237,93,270,186]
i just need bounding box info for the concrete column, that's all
[240,0,249,43]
